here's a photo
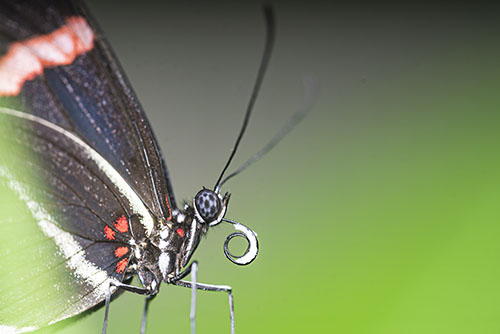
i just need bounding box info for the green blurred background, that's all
[5,1,500,333]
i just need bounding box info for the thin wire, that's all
[218,75,319,188]
[214,6,276,192]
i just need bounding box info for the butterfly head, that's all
[170,187,257,275]
[193,188,229,226]
[193,187,259,266]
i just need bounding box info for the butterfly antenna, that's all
[218,75,319,189]
[214,5,276,192]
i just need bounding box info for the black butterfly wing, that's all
[0,109,137,330]
[0,0,176,217]
[0,0,174,331]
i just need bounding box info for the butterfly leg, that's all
[169,261,200,334]
[189,261,198,334]
[172,271,234,334]
[140,294,156,334]
[102,281,152,334]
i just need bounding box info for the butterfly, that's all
[0,1,314,333]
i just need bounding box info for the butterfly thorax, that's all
[127,204,210,293]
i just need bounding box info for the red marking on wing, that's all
[165,195,172,221]
[0,16,95,96]
[114,215,129,233]
[114,246,129,258]
[116,258,129,274]
[104,226,115,240]
[176,228,185,238]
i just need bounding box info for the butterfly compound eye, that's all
[194,189,221,223]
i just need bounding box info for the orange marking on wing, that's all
[176,228,185,238]
[114,246,129,258]
[165,195,172,221]
[116,258,129,274]
[104,225,115,240]
[114,215,129,233]
[0,16,95,96]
